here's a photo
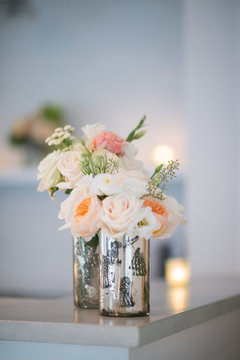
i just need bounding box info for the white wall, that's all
[0,0,185,168]
[237,0,240,273]
[0,0,185,295]
[185,0,239,275]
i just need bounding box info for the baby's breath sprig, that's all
[45,125,75,150]
[146,160,180,200]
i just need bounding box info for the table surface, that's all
[0,278,240,348]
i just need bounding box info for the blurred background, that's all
[0,0,239,297]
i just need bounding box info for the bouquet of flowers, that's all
[37,117,186,241]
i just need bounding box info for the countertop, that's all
[0,278,239,348]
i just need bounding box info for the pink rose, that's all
[93,131,126,155]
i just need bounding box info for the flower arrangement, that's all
[37,117,186,241]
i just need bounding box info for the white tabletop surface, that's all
[0,278,239,347]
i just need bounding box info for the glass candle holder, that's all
[99,231,150,317]
[73,235,99,309]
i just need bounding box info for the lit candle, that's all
[165,258,190,287]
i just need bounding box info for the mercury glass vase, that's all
[72,235,99,309]
[99,231,150,317]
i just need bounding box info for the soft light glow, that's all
[152,144,176,165]
[167,287,189,312]
[165,258,190,287]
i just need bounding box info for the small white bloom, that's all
[55,127,63,132]
[91,173,122,196]
[127,206,159,239]
[55,131,64,137]
[64,125,75,131]
[62,132,70,139]
[122,142,138,157]
[48,139,54,146]
[82,123,105,142]
[45,136,51,143]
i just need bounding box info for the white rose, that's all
[121,155,149,178]
[57,151,83,189]
[127,206,159,239]
[100,193,142,238]
[37,151,61,192]
[116,169,148,197]
[91,173,122,196]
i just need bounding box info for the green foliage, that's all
[79,152,118,176]
[126,115,147,142]
[49,186,59,199]
[86,233,99,252]
[65,189,73,195]
[147,160,180,200]
[41,104,64,123]
[9,133,28,146]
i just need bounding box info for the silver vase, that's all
[99,231,150,317]
[72,235,99,309]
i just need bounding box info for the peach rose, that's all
[93,131,126,155]
[143,195,186,239]
[101,193,142,238]
[58,189,102,239]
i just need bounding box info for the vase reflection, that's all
[167,287,189,312]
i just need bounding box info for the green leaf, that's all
[86,233,99,251]
[49,186,58,199]
[126,115,147,142]
[41,104,63,123]
[65,189,73,195]
[133,130,147,140]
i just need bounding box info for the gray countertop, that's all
[0,278,240,348]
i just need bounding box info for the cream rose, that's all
[116,169,148,197]
[101,193,142,238]
[57,151,83,180]
[37,150,61,192]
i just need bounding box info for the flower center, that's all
[74,197,92,222]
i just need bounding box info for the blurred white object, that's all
[165,258,190,287]
[152,144,176,165]
[0,143,25,170]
